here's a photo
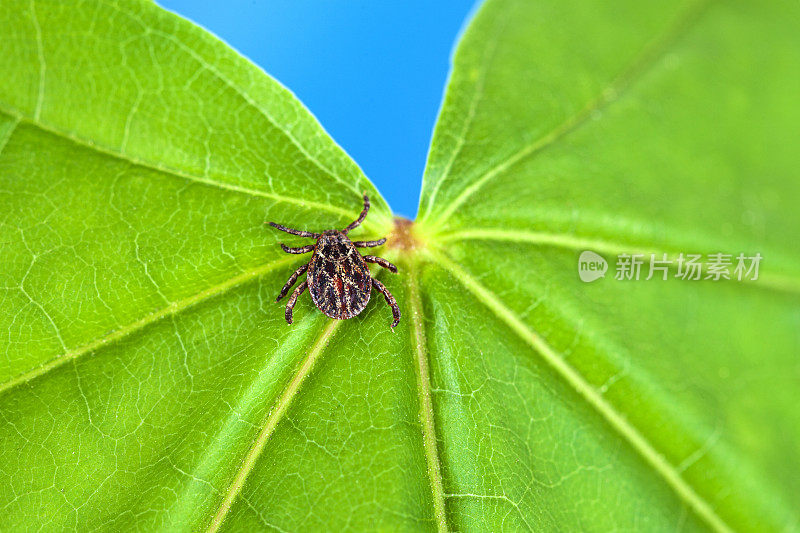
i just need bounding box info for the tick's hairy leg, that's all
[269,222,320,238]
[281,243,315,254]
[363,255,397,273]
[353,238,386,248]
[372,278,400,328]
[342,194,370,234]
[277,264,309,303]
[285,280,308,324]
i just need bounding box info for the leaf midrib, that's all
[207,318,342,533]
[0,104,378,226]
[425,0,713,228]
[426,246,734,533]
[26,0,364,203]
[199,266,413,530]
[419,2,507,218]
[0,256,298,396]
[407,259,449,532]
[105,0,364,198]
[437,227,800,296]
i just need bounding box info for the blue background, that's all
[157,1,478,217]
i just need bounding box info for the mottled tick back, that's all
[269,195,400,328]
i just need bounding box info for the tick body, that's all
[269,195,400,328]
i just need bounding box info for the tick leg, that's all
[352,238,386,248]
[342,194,370,234]
[363,255,397,273]
[285,280,308,324]
[281,243,315,254]
[372,278,400,328]
[268,222,320,239]
[276,263,309,302]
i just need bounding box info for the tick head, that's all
[318,231,351,260]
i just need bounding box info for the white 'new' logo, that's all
[578,251,607,282]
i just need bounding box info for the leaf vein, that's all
[0,256,298,397]
[29,0,46,121]
[206,318,341,533]
[0,117,20,159]
[438,227,800,296]
[0,105,366,223]
[427,247,733,533]
[420,7,507,219]
[430,0,712,227]
[101,0,362,197]
[407,261,449,532]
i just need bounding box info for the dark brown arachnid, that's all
[269,195,401,328]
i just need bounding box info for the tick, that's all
[269,195,401,329]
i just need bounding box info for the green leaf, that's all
[1,0,797,531]
[419,0,800,530]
